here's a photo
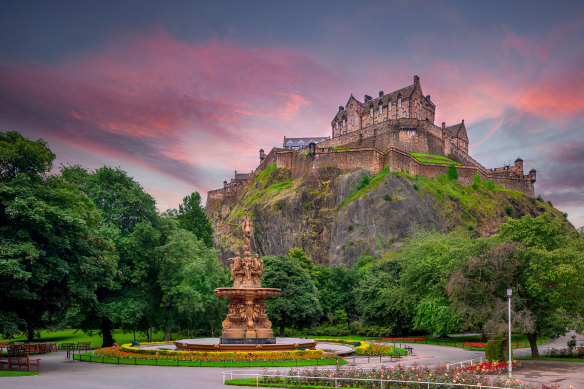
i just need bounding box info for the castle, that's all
[207,75,536,216]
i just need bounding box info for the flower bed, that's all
[93,344,339,362]
[459,361,521,374]
[376,336,428,342]
[310,338,404,356]
[252,365,533,388]
[462,342,525,350]
[544,346,584,359]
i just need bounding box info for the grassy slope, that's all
[0,329,180,349]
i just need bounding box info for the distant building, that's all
[283,137,330,150]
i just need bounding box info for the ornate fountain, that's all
[215,211,280,343]
[174,211,316,351]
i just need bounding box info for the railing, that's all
[222,371,512,388]
[446,357,484,369]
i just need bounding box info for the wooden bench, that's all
[77,342,91,352]
[7,355,40,372]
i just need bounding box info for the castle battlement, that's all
[206,75,536,217]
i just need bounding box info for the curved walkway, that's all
[2,334,583,389]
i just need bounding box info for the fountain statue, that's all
[174,210,316,351]
[215,210,280,343]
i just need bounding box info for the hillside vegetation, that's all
[210,164,562,265]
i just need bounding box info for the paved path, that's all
[2,334,583,389]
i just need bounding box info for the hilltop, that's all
[208,164,562,265]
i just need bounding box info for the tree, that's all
[176,192,214,248]
[356,259,416,335]
[448,214,584,357]
[0,132,117,340]
[61,165,161,346]
[262,255,322,336]
[155,228,227,340]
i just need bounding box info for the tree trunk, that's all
[133,330,136,342]
[26,323,35,343]
[178,323,181,340]
[527,333,540,358]
[279,326,285,337]
[101,317,115,347]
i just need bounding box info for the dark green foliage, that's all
[262,255,322,336]
[505,205,513,216]
[473,173,481,185]
[485,337,507,361]
[0,132,117,340]
[547,200,553,207]
[61,165,158,234]
[176,192,214,248]
[483,181,495,190]
[413,183,419,191]
[0,131,55,182]
[348,225,354,232]
[384,193,391,201]
[447,164,458,181]
[356,175,371,190]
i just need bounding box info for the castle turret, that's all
[259,148,265,162]
[529,168,537,183]
[514,157,524,173]
[414,75,420,85]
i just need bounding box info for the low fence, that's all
[446,357,485,370]
[222,371,513,389]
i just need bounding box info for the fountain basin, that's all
[174,337,317,351]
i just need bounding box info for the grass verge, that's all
[0,371,39,377]
[0,329,183,349]
[516,356,584,362]
[73,352,346,367]
[225,378,330,388]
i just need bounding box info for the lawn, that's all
[0,371,39,377]
[73,352,346,367]
[225,378,331,388]
[376,334,548,350]
[0,329,182,349]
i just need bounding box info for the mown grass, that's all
[73,352,346,367]
[0,371,39,377]
[225,378,331,388]
[0,329,180,349]
[377,334,549,350]
[409,153,462,165]
[516,356,584,362]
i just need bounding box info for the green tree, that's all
[356,259,415,335]
[61,165,161,346]
[262,255,322,336]
[176,192,214,248]
[448,214,584,357]
[155,228,227,340]
[0,132,117,340]
[447,164,458,181]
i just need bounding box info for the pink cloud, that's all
[0,29,339,190]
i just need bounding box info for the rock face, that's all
[208,165,555,266]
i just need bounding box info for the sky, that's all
[1,0,583,227]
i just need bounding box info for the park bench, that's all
[77,342,91,352]
[61,343,76,359]
[7,355,40,372]
[46,342,57,353]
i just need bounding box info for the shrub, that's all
[447,164,458,181]
[348,225,354,232]
[413,183,419,191]
[473,173,481,185]
[384,193,391,201]
[505,205,513,216]
[483,180,495,190]
[485,337,510,361]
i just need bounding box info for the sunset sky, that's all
[1,1,583,227]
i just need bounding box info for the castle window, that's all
[366,123,371,127]
[343,119,346,127]
[398,98,402,108]
[370,107,374,118]
[350,115,355,125]
[389,102,392,111]
[379,104,383,116]
[298,140,305,148]
[403,111,407,118]
[393,114,397,120]
[350,104,353,109]
[383,117,388,122]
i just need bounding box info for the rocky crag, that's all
[208,164,559,266]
